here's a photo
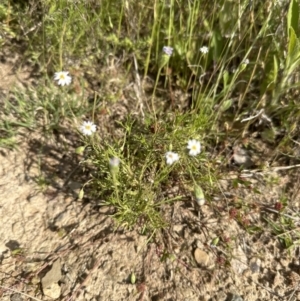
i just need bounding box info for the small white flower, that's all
[243,58,249,65]
[80,121,96,136]
[165,151,180,165]
[187,139,201,156]
[109,157,120,167]
[54,71,72,86]
[162,46,174,56]
[199,46,209,54]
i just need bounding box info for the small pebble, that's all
[194,248,210,267]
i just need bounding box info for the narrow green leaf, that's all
[287,0,299,38]
[223,70,229,89]
[273,55,278,84]
[11,249,23,255]
[49,3,57,15]
[286,27,300,70]
[78,188,84,200]
[260,55,279,94]
[130,272,136,284]
[211,237,219,246]
[212,30,225,62]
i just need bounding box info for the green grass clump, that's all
[78,112,215,232]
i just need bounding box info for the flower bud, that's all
[194,183,205,206]
[75,146,86,155]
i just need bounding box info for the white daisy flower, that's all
[199,46,209,54]
[54,71,72,86]
[80,121,96,136]
[187,139,201,156]
[165,151,180,165]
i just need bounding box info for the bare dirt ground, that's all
[1,61,300,301]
